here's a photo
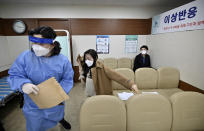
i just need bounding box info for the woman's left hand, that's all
[131,84,139,94]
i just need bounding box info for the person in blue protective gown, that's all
[7,26,74,131]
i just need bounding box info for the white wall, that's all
[146,29,204,90]
[1,35,145,70]
[0,3,171,71]
[0,36,11,71]
[0,36,29,72]
[0,3,171,18]
[72,35,146,66]
[7,36,29,62]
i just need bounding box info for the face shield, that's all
[28,36,54,49]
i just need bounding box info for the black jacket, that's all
[133,53,151,72]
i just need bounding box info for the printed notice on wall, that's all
[125,35,138,53]
[96,35,109,54]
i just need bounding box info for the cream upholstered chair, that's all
[112,68,135,96]
[126,94,172,131]
[157,67,183,98]
[80,95,126,131]
[170,92,204,131]
[103,58,118,69]
[135,68,158,89]
[157,67,180,89]
[132,57,135,70]
[117,58,132,69]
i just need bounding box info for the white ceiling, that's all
[0,0,194,7]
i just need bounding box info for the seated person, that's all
[133,45,151,72]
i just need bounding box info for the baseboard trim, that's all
[178,80,204,94]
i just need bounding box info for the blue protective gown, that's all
[8,50,74,131]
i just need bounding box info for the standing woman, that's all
[8,26,74,131]
[77,49,139,97]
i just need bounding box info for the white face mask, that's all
[141,50,147,55]
[32,44,50,57]
[85,60,94,67]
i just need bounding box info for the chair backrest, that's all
[80,95,126,131]
[117,58,132,69]
[103,58,118,69]
[157,67,180,89]
[132,57,135,70]
[135,68,158,89]
[112,68,135,90]
[126,94,172,131]
[170,92,204,131]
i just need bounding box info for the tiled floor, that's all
[0,83,86,131]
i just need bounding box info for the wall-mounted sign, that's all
[152,0,204,34]
[125,35,138,53]
[96,35,109,54]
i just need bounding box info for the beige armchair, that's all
[80,95,126,131]
[112,68,135,96]
[126,94,172,131]
[118,58,132,69]
[170,92,204,131]
[103,58,118,69]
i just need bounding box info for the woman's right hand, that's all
[76,54,82,65]
[131,84,140,94]
[22,83,39,95]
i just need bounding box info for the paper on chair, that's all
[29,77,69,109]
[142,91,159,95]
[118,92,134,100]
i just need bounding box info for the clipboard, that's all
[29,77,69,109]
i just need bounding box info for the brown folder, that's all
[29,77,69,109]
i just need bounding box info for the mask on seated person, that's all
[141,50,147,55]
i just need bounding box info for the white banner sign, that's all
[152,0,204,34]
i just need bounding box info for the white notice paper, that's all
[118,92,134,100]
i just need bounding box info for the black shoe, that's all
[0,121,5,131]
[59,118,71,130]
